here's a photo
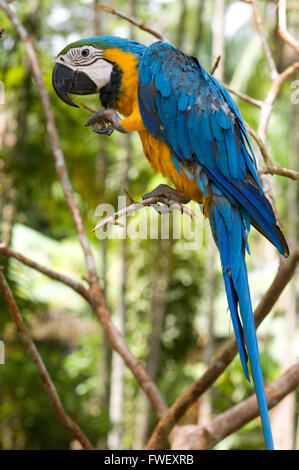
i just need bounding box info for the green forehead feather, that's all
[58,39,106,57]
[57,36,146,58]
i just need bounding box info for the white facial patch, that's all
[56,45,113,91]
[78,60,113,90]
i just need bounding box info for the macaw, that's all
[52,36,289,450]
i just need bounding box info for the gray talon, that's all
[142,184,190,204]
[85,109,128,136]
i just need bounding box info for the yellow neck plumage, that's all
[102,48,204,204]
[103,48,140,117]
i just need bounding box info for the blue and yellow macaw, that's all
[52,36,289,449]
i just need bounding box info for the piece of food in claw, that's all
[92,120,107,132]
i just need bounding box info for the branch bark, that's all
[98,4,169,42]
[258,61,299,141]
[0,0,167,422]
[223,83,263,108]
[278,0,299,55]
[244,0,278,79]
[0,0,97,284]
[244,123,299,181]
[0,243,168,419]
[2,0,298,451]
[0,243,90,301]
[92,194,197,233]
[147,247,299,449]
[0,269,94,450]
[170,363,299,449]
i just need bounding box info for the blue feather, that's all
[137,40,288,449]
[210,194,273,449]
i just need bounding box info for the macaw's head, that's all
[52,36,146,108]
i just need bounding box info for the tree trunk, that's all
[107,0,136,449]
[133,238,171,449]
[93,1,113,449]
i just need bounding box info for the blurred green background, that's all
[0,0,298,450]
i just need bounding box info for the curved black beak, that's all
[52,63,98,107]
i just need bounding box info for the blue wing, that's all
[138,42,288,257]
[138,41,287,449]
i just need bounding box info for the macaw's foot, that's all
[85,109,128,135]
[142,184,190,204]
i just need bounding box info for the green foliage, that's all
[0,0,297,451]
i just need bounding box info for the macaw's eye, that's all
[82,49,90,57]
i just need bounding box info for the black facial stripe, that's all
[72,57,102,67]
[81,57,103,67]
[67,50,103,66]
[99,61,123,109]
[73,53,103,65]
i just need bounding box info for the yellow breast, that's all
[138,130,203,203]
[103,48,139,117]
[103,48,203,204]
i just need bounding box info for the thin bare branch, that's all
[98,4,169,42]
[2,0,298,451]
[0,243,90,301]
[89,292,168,418]
[245,122,273,167]
[0,0,98,285]
[0,0,168,420]
[258,61,299,140]
[0,243,168,418]
[223,83,263,108]
[259,164,299,181]
[244,0,278,79]
[92,196,198,233]
[278,0,299,55]
[210,55,221,75]
[170,363,299,449]
[0,269,94,450]
[244,123,299,181]
[147,247,299,449]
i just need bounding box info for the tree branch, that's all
[244,123,299,181]
[97,1,297,185]
[0,243,168,419]
[90,293,168,418]
[241,0,299,209]
[0,269,94,450]
[0,0,168,421]
[0,243,90,301]
[0,0,98,284]
[278,0,299,55]
[92,195,198,233]
[244,0,278,79]
[147,247,299,449]
[258,164,299,181]
[2,0,298,450]
[170,363,299,449]
[240,1,299,188]
[258,61,299,141]
[98,4,169,42]
[210,55,221,76]
[223,83,263,108]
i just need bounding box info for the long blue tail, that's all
[208,189,274,450]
